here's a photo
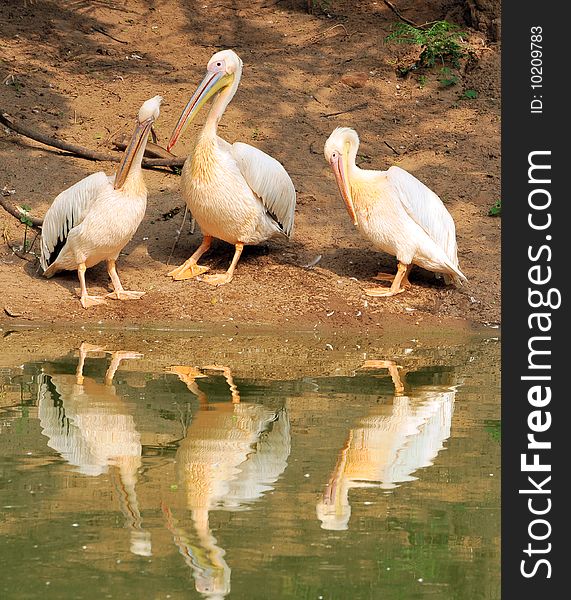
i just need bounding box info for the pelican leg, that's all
[168,235,212,280]
[77,263,107,308]
[372,272,394,282]
[202,365,241,403]
[372,265,412,287]
[75,342,106,385]
[365,262,409,297]
[402,264,413,288]
[359,359,405,394]
[202,243,243,286]
[106,259,145,300]
[104,350,143,385]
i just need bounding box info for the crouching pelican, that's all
[324,127,467,297]
[166,49,296,285]
[40,95,162,308]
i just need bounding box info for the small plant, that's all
[484,419,501,442]
[19,204,34,251]
[308,0,332,14]
[439,67,458,87]
[488,199,501,217]
[4,75,23,94]
[417,74,427,88]
[386,20,467,73]
[463,89,478,99]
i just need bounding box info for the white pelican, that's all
[316,361,456,530]
[166,49,296,285]
[324,127,467,296]
[40,95,163,308]
[37,343,152,556]
[163,364,290,598]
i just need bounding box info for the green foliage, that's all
[463,89,478,99]
[417,74,427,88]
[484,419,502,442]
[488,199,501,217]
[386,20,467,72]
[439,67,458,87]
[19,205,33,228]
[308,0,332,14]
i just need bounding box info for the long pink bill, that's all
[331,154,357,226]
[167,71,226,152]
[114,117,154,190]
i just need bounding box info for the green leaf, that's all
[488,199,501,217]
[463,89,478,99]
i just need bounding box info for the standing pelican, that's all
[166,49,296,285]
[40,95,162,308]
[317,360,457,530]
[37,343,152,556]
[324,127,467,297]
[163,364,290,598]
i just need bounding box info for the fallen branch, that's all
[91,26,128,44]
[383,140,400,155]
[307,24,349,45]
[2,226,38,262]
[112,133,178,160]
[0,111,185,168]
[382,1,419,27]
[0,195,43,229]
[321,103,368,118]
[166,205,189,267]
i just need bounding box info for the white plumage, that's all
[37,345,152,556]
[167,49,296,285]
[163,365,291,599]
[317,369,457,531]
[40,95,162,308]
[324,127,466,297]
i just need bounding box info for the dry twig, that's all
[321,103,368,118]
[0,110,185,168]
[0,195,43,229]
[382,0,419,27]
[383,140,400,155]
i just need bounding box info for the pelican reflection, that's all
[317,360,456,531]
[163,365,291,599]
[37,343,151,556]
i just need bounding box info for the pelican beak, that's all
[114,117,154,189]
[331,153,357,226]
[167,70,233,151]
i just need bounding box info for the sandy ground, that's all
[0,0,500,333]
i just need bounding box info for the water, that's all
[0,329,500,600]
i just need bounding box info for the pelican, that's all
[316,360,457,530]
[163,364,290,598]
[37,343,152,556]
[324,127,467,296]
[40,95,163,308]
[166,49,296,285]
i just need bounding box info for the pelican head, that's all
[115,95,163,189]
[324,127,360,226]
[167,49,243,151]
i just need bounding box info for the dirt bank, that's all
[0,0,500,332]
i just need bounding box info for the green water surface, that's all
[0,330,500,600]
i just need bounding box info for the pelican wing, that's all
[231,142,296,237]
[40,171,112,270]
[387,166,458,263]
